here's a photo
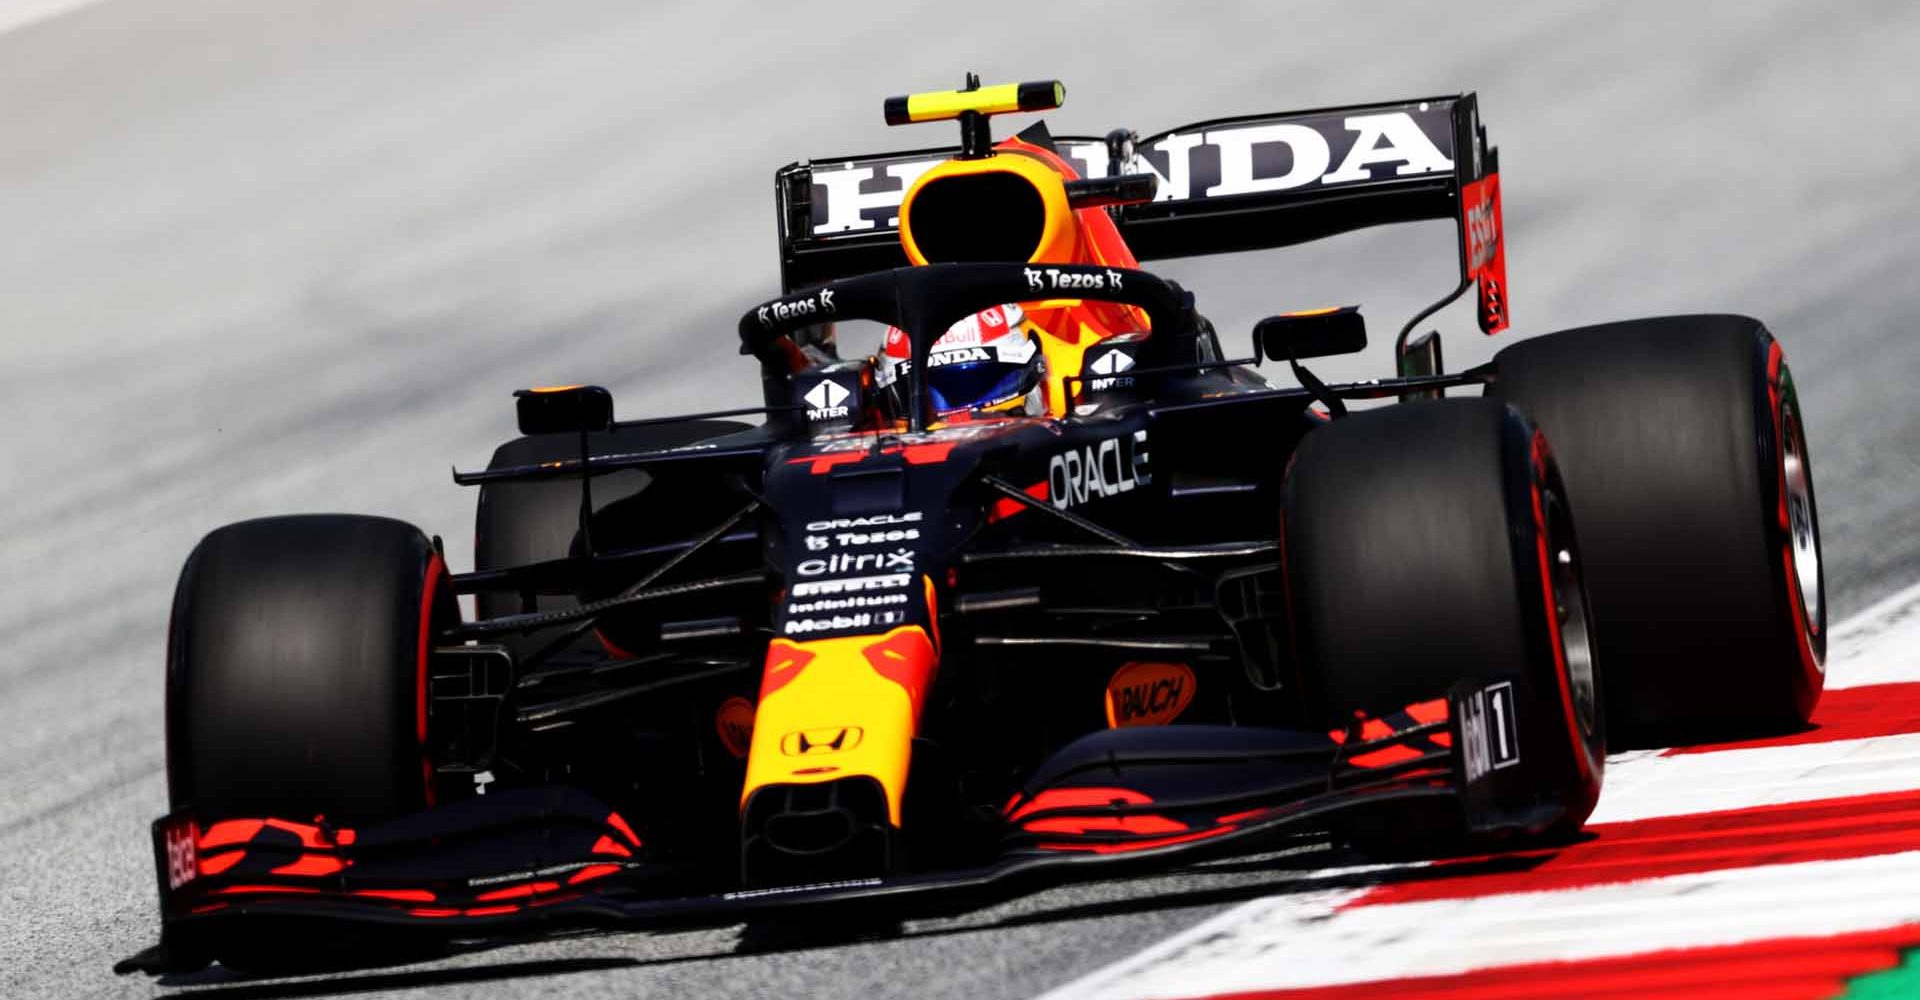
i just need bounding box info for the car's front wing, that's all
[117,679,1549,976]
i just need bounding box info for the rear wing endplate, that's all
[776,93,1507,333]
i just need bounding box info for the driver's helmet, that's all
[874,303,1044,417]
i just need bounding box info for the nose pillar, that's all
[738,626,938,884]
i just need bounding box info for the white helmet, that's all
[874,304,1044,417]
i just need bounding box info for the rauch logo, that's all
[1105,661,1196,728]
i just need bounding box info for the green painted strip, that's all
[1840,947,1920,998]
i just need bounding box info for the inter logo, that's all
[803,379,852,419]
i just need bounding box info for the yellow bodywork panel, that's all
[741,621,938,827]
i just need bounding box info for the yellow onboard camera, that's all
[883,74,1064,158]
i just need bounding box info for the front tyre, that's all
[166,514,456,825]
[1281,399,1604,845]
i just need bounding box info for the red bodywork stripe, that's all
[1009,786,1197,839]
[1007,786,1151,822]
[211,885,324,896]
[197,852,243,876]
[197,819,265,849]
[987,480,1049,522]
[901,442,956,465]
[604,811,643,848]
[861,628,938,723]
[475,881,560,903]
[789,451,869,475]
[270,854,347,877]
[788,441,959,476]
[350,889,435,902]
[757,643,817,702]
[1345,744,1424,769]
[591,834,633,857]
[568,863,622,885]
[1327,700,1449,746]
[199,817,351,850]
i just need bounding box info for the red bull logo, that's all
[715,696,755,759]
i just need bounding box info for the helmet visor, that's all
[928,360,1034,413]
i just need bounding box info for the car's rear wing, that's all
[775,92,1508,333]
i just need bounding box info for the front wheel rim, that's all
[1543,487,1600,743]
[1781,401,1823,637]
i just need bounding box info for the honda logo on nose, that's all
[780,726,864,756]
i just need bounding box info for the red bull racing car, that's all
[120,78,1828,975]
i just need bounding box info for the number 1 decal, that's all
[1487,682,1520,770]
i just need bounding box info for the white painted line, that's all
[1039,851,1920,998]
[1591,730,1920,824]
[0,0,123,38]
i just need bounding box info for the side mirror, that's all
[1253,306,1366,362]
[1064,173,1158,210]
[514,385,614,435]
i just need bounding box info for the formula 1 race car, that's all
[120,78,1827,975]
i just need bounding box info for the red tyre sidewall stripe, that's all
[1766,340,1824,698]
[1529,431,1596,785]
[418,551,446,806]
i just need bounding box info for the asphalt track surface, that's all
[3,2,1918,997]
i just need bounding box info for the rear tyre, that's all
[1281,399,1604,848]
[1488,316,1824,745]
[166,514,454,825]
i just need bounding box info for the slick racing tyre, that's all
[1281,398,1604,848]
[473,420,748,656]
[1488,316,1824,745]
[167,514,456,825]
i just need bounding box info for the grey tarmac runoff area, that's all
[4,1,1920,997]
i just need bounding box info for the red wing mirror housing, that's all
[1253,306,1367,362]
